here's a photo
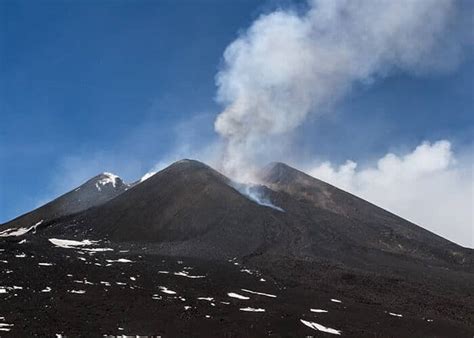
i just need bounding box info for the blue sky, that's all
[1,0,473,238]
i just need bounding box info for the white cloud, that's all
[308,140,473,248]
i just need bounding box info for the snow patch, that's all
[0,220,43,237]
[197,297,214,302]
[388,312,403,317]
[227,292,250,300]
[106,259,133,263]
[240,307,265,312]
[330,298,342,303]
[241,288,276,298]
[300,319,341,335]
[159,286,176,295]
[95,172,120,191]
[48,238,112,252]
[311,309,328,313]
[0,323,13,332]
[173,271,205,279]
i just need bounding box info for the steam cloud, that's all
[214,0,461,181]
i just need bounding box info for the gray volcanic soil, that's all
[0,160,472,337]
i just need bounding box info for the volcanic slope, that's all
[46,160,285,259]
[0,172,129,237]
[42,160,472,273]
[258,162,472,267]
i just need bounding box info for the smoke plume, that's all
[214,0,461,181]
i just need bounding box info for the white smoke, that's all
[214,0,462,180]
[230,181,284,212]
[308,140,474,248]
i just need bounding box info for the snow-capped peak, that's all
[95,172,120,191]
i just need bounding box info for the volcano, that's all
[0,172,129,238]
[0,160,472,337]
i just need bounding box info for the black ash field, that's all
[0,160,473,337]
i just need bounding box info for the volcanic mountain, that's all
[0,159,472,336]
[18,160,468,266]
[0,172,129,238]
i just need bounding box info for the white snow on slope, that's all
[241,289,276,298]
[0,323,13,332]
[240,307,266,312]
[159,286,176,295]
[227,292,250,300]
[106,259,133,263]
[49,238,98,249]
[197,297,214,301]
[330,298,342,303]
[388,312,403,317]
[300,319,341,335]
[49,238,114,253]
[95,172,119,191]
[83,247,113,252]
[173,271,206,279]
[311,309,328,313]
[0,220,43,237]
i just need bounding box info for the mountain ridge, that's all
[2,159,471,268]
[1,172,129,232]
[13,159,467,270]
